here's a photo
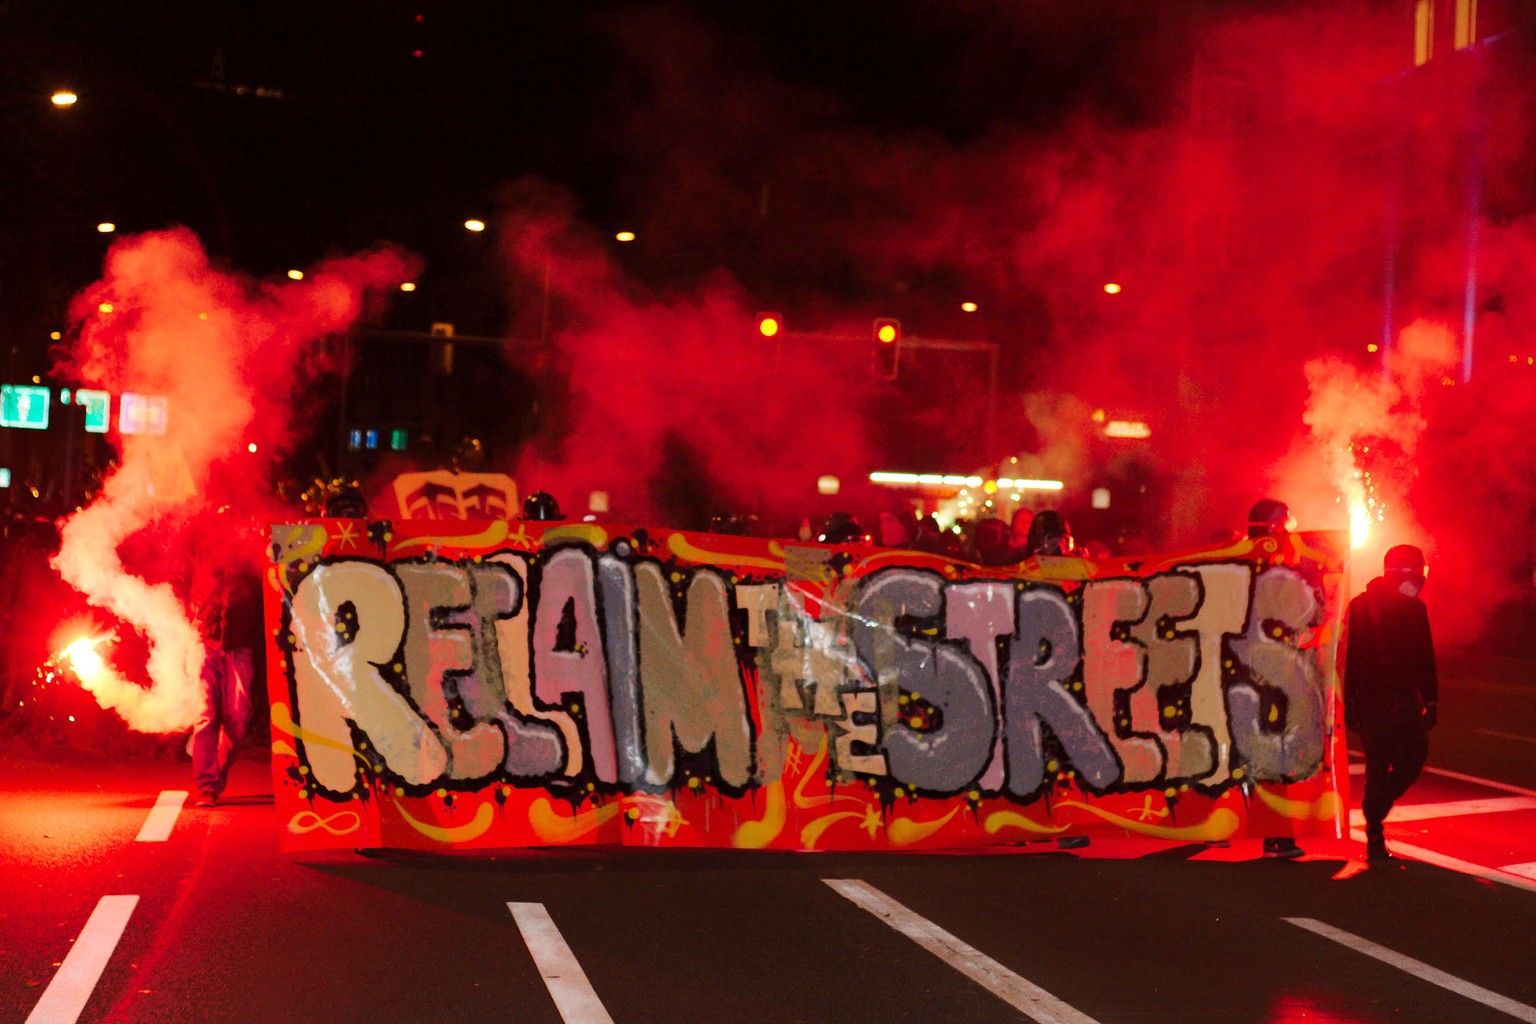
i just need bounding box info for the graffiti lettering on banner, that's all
[264,520,1349,852]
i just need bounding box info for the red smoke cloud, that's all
[486,3,1535,646]
[51,228,415,732]
[497,179,879,530]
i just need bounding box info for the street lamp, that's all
[50,90,78,108]
[464,219,486,233]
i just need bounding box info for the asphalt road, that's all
[4,653,1535,1024]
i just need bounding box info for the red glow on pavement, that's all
[48,228,418,733]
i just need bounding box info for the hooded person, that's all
[1345,543,1437,862]
[1025,510,1075,556]
[816,512,869,546]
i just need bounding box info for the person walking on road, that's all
[1345,543,1438,862]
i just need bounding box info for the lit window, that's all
[1415,0,1434,65]
[1454,0,1477,50]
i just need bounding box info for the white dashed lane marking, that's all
[1347,795,1536,827]
[508,902,616,1024]
[24,894,139,1024]
[134,790,188,842]
[825,878,1102,1024]
[1285,917,1536,1023]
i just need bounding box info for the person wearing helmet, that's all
[1247,498,1295,539]
[816,512,868,545]
[324,487,368,518]
[1025,510,1075,556]
[521,491,565,522]
[1345,543,1437,862]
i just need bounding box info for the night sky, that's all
[0,1,1185,347]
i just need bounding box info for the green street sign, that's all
[75,389,110,433]
[0,385,50,430]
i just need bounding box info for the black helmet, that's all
[521,491,564,522]
[1026,510,1075,556]
[324,487,368,518]
[1384,544,1427,580]
[1247,498,1292,539]
[817,512,868,545]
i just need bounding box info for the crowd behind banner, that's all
[265,517,1349,853]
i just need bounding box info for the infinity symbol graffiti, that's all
[286,809,362,836]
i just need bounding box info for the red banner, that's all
[265,520,1349,852]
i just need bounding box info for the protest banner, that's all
[266,519,1348,852]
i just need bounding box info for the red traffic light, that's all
[873,318,900,345]
[756,311,783,338]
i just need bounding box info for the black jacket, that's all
[1344,576,1437,729]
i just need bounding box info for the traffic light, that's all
[755,311,784,371]
[871,318,901,379]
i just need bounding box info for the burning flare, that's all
[62,635,118,692]
[49,228,415,734]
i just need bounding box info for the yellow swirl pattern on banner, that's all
[732,781,787,848]
[528,797,621,843]
[1055,800,1241,841]
[667,532,788,574]
[801,810,868,850]
[792,740,862,809]
[1254,785,1340,821]
[270,702,362,759]
[286,809,362,836]
[395,798,496,843]
[983,810,1069,836]
[271,739,298,758]
[888,806,962,846]
[391,520,511,554]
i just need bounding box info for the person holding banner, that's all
[189,563,260,807]
[1248,499,1306,858]
[1345,544,1438,862]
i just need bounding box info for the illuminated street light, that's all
[464,219,486,232]
[400,282,417,292]
[51,90,78,107]
[615,231,636,242]
[961,301,978,313]
[287,269,304,281]
[1103,282,1123,295]
[96,223,115,234]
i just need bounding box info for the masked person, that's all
[1345,544,1437,862]
[1025,510,1075,556]
[816,512,869,545]
[1247,498,1294,539]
